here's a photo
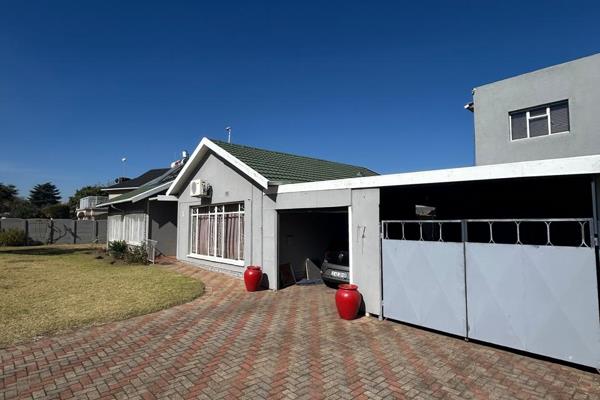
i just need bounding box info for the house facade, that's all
[166,138,378,285]
[98,165,183,256]
[167,137,600,369]
[159,54,600,369]
[471,53,600,165]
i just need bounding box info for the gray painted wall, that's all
[148,201,178,256]
[52,219,76,244]
[0,218,106,244]
[97,220,107,242]
[272,189,351,210]
[177,152,268,279]
[350,188,381,315]
[107,201,146,215]
[474,53,600,165]
[75,220,97,243]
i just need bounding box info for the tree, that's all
[42,204,71,219]
[68,185,105,217]
[9,198,40,218]
[0,183,18,214]
[29,182,61,209]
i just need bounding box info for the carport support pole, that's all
[461,220,469,340]
[591,178,600,324]
[378,222,384,321]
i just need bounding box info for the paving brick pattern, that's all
[1,263,599,399]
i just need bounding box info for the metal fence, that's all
[144,239,158,264]
[382,218,594,248]
[0,218,107,245]
[78,196,108,209]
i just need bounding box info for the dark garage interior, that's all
[277,208,348,288]
[380,175,595,246]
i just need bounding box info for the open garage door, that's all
[278,208,349,289]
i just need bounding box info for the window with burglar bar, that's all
[190,203,244,262]
[509,100,569,140]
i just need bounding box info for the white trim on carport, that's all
[166,137,270,196]
[272,154,600,193]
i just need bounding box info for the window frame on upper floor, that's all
[509,100,570,141]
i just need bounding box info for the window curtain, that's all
[190,204,244,261]
[197,214,210,255]
[224,213,240,260]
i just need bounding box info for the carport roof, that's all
[273,154,600,193]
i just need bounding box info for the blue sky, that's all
[1,1,599,200]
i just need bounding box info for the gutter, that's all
[96,182,172,208]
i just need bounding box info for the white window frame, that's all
[509,101,570,141]
[188,203,245,266]
[107,213,147,245]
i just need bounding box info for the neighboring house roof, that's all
[167,137,377,195]
[97,166,183,207]
[273,154,600,194]
[103,168,170,191]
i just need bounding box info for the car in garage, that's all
[321,249,349,287]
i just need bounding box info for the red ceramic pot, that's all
[244,266,263,292]
[335,284,362,320]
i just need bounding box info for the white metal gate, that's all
[381,219,600,368]
[382,239,466,336]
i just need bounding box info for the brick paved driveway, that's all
[1,263,599,399]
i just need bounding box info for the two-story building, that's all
[469,53,600,165]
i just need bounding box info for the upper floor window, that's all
[510,100,570,140]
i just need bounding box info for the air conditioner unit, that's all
[190,179,211,197]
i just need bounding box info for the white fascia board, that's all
[154,195,179,202]
[130,182,172,203]
[273,155,600,194]
[101,187,138,192]
[166,137,269,195]
[96,182,172,207]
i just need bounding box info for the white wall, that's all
[350,188,381,315]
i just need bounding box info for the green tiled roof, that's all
[212,139,378,184]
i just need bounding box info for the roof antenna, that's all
[121,157,127,178]
[225,126,232,143]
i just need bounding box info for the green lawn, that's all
[0,245,204,347]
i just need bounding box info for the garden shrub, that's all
[0,228,28,246]
[108,240,128,259]
[124,244,149,265]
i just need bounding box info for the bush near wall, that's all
[108,240,149,265]
[124,244,149,265]
[0,229,28,246]
[108,240,128,259]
